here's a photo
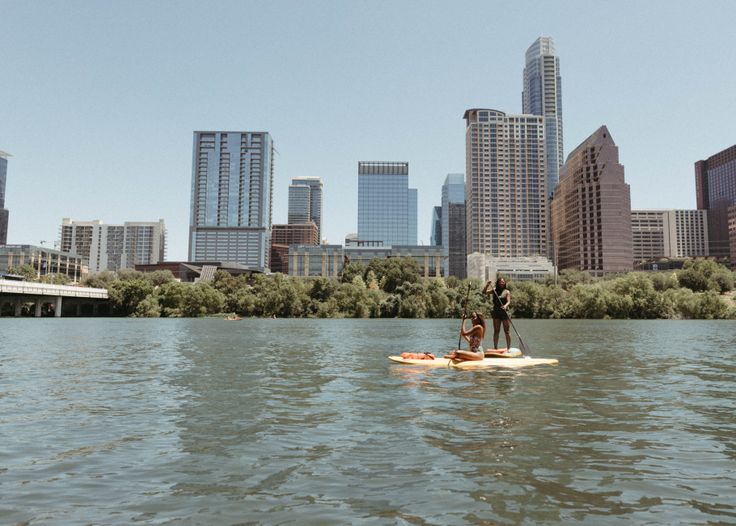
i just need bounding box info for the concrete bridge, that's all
[0,279,109,317]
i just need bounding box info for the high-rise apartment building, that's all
[357,162,417,246]
[0,151,10,245]
[523,37,563,196]
[288,177,323,242]
[631,209,708,263]
[464,109,548,259]
[441,173,466,278]
[59,218,166,273]
[695,144,736,258]
[189,131,273,271]
[551,126,632,276]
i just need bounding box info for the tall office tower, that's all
[430,206,442,246]
[189,131,273,271]
[448,202,467,279]
[357,162,417,245]
[464,109,548,259]
[288,184,311,224]
[522,36,563,196]
[59,218,166,273]
[695,144,736,258]
[441,173,466,277]
[551,126,632,276]
[289,177,323,242]
[631,209,709,263]
[0,151,10,245]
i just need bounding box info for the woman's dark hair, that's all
[472,311,486,331]
[495,277,507,294]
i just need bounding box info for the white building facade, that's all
[59,219,166,274]
[631,209,709,263]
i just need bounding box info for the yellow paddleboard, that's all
[388,355,558,369]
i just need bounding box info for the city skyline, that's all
[2,2,736,259]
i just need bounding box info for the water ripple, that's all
[1,318,735,524]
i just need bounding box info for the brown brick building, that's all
[551,126,632,276]
[270,222,318,274]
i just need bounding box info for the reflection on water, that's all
[1,318,735,524]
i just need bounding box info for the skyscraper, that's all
[464,109,548,259]
[357,162,417,245]
[189,131,273,270]
[695,144,736,258]
[60,218,166,273]
[523,36,563,196]
[0,151,10,245]
[441,173,466,277]
[288,176,323,241]
[430,206,442,246]
[551,126,632,276]
[631,209,708,263]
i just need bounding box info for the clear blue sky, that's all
[2,0,735,260]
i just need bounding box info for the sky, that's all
[2,0,735,260]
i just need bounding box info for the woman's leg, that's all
[493,318,501,349]
[503,319,511,349]
[453,350,484,361]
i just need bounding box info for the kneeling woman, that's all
[445,311,486,361]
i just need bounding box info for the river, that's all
[1,318,735,525]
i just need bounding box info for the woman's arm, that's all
[502,290,511,309]
[482,280,493,295]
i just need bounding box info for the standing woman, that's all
[445,311,486,361]
[483,277,512,350]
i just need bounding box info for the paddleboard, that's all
[388,355,558,369]
[484,347,522,358]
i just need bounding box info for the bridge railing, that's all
[0,279,109,299]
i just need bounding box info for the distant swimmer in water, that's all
[444,311,485,361]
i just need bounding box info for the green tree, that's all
[117,268,145,281]
[367,257,420,293]
[109,279,154,316]
[340,262,366,284]
[180,283,226,317]
[156,281,188,317]
[143,270,176,287]
[134,294,162,317]
[7,264,37,281]
[39,273,71,285]
[82,270,117,289]
[678,259,733,293]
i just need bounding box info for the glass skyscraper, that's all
[288,176,323,242]
[189,131,273,271]
[523,36,563,196]
[441,173,466,277]
[695,144,736,259]
[357,162,417,246]
[0,151,9,245]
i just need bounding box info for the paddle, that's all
[491,286,531,357]
[457,283,472,351]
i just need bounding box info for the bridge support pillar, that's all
[76,303,82,317]
[55,296,62,318]
[35,299,43,317]
[15,300,23,317]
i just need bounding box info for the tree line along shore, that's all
[7,258,736,319]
